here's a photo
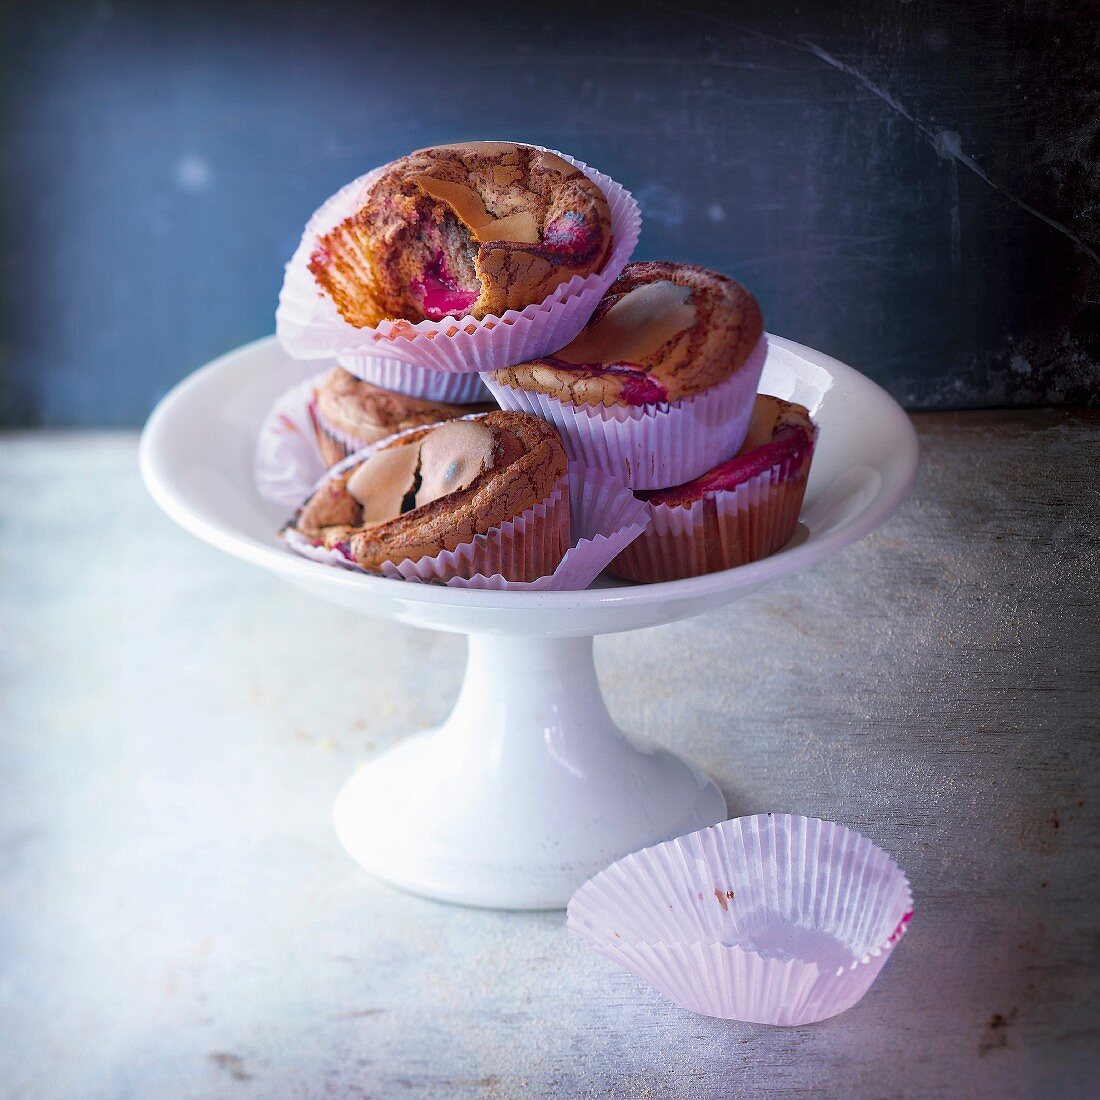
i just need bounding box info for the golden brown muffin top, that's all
[490,261,764,406]
[381,142,610,254]
[314,368,495,444]
[310,142,612,327]
[292,410,568,571]
[401,142,596,245]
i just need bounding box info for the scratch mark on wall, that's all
[802,40,920,126]
[801,40,1100,266]
[947,158,962,272]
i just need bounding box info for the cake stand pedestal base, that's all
[333,633,727,909]
[141,333,920,911]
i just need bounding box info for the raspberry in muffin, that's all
[309,142,612,328]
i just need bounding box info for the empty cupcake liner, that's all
[335,354,492,403]
[482,336,767,490]
[610,442,812,582]
[275,145,641,371]
[283,429,649,590]
[567,814,913,1026]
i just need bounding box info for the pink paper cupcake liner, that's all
[282,449,648,591]
[335,354,492,404]
[568,814,913,1026]
[255,371,500,509]
[610,440,812,581]
[254,371,331,508]
[441,464,648,591]
[482,336,768,490]
[386,477,570,584]
[275,145,641,372]
[312,404,368,467]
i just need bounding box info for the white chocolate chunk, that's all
[414,421,495,508]
[346,444,421,524]
[556,280,695,366]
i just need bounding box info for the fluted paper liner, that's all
[255,369,502,508]
[254,371,331,508]
[567,814,913,1026]
[253,369,393,506]
[276,146,641,372]
[483,336,767,490]
[313,405,369,468]
[610,438,813,582]
[282,434,649,589]
[336,353,492,403]
[395,478,571,584]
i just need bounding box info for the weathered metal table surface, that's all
[2,410,1097,1099]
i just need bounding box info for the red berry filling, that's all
[542,356,669,406]
[642,424,813,505]
[544,211,602,262]
[411,250,479,320]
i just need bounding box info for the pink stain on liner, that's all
[887,911,914,945]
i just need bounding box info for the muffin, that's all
[287,410,570,582]
[308,142,612,327]
[608,395,815,583]
[483,261,767,489]
[311,367,496,467]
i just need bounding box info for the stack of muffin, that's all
[276,141,816,587]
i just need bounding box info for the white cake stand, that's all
[140,335,918,909]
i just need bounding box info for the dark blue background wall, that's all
[2,0,1097,427]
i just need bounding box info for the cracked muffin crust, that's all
[609,395,816,582]
[289,410,569,576]
[312,368,497,466]
[489,261,764,408]
[308,142,612,328]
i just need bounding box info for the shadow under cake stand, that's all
[140,335,919,909]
